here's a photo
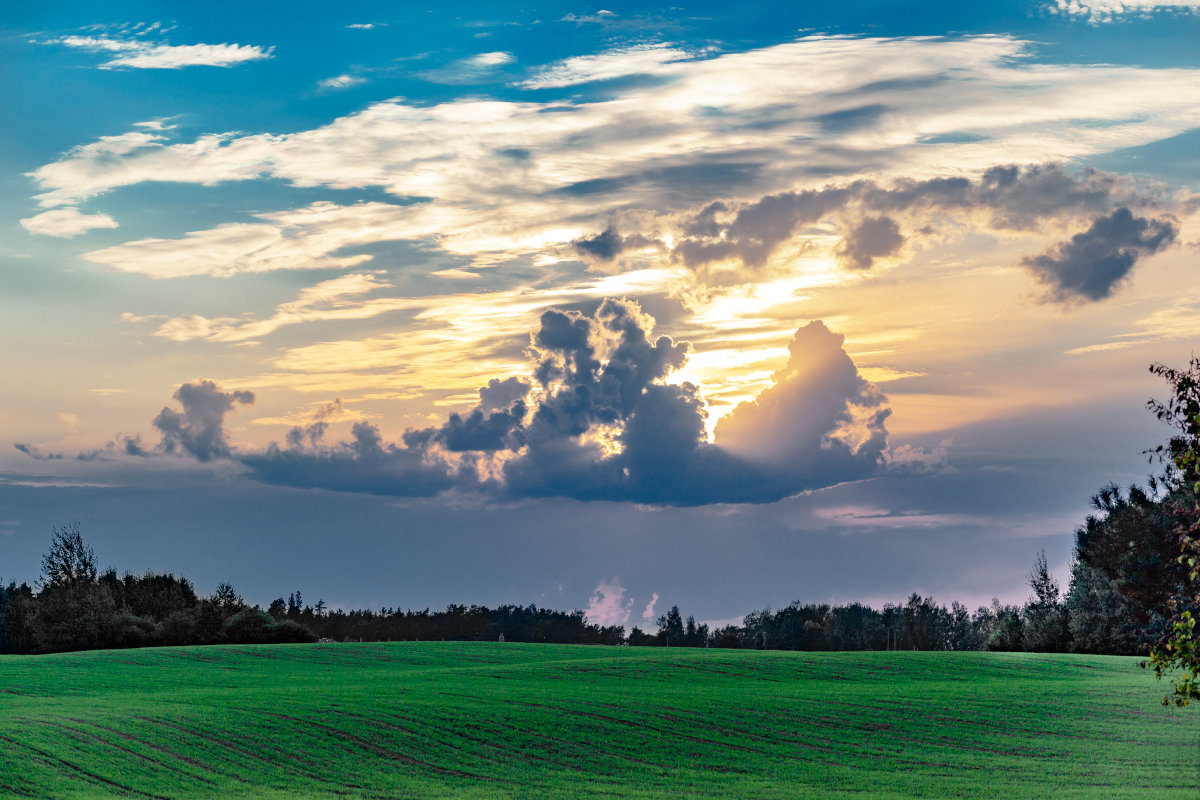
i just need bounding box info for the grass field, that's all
[0,643,1196,799]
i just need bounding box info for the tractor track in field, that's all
[82,719,254,784]
[132,715,360,792]
[0,733,172,799]
[262,711,507,783]
[34,719,217,786]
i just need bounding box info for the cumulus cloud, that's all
[584,578,634,627]
[239,422,455,497]
[19,207,118,238]
[836,216,905,270]
[153,380,254,462]
[1020,207,1178,301]
[119,302,893,505]
[669,164,1156,276]
[48,35,273,69]
[884,439,955,475]
[714,321,890,489]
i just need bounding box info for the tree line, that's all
[1,359,1197,686]
[0,500,1186,656]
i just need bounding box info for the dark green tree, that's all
[657,605,685,646]
[1023,550,1069,652]
[40,523,96,588]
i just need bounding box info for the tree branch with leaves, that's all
[1145,356,1200,706]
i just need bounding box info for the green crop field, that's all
[0,643,1196,799]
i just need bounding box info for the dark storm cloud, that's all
[116,303,892,506]
[675,188,852,269]
[152,380,254,462]
[241,421,456,497]
[656,164,1177,293]
[13,443,63,460]
[1020,208,1178,302]
[571,226,664,265]
[836,216,905,270]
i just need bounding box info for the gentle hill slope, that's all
[0,643,1195,799]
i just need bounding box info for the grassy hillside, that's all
[0,643,1195,799]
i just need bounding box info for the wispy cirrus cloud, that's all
[514,43,696,88]
[318,73,367,90]
[140,272,419,342]
[419,51,516,84]
[46,33,274,69]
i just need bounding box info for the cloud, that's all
[319,74,367,90]
[29,34,1200,257]
[82,203,425,279]
[884,439,955,475]
[420,52,516,84]
[1020,207,1178,302]
[515,43,695,89]
[49,35,273,69]
[572,226,661,264]
[152,380,254,462]
[19,207,118,238]
[812,505,983,529]
[347,23,384,30]
[669,164,1156,275]
[140,272,415,341]
[835,216,905,270]
[239,422,455,497]
[1047,0,1200,23]
[13,443,64,461]
[122,302,893,505]
[584,578,634,627]
[642,592,660,622]
[714,320,889,488]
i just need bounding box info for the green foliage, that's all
[223,608,277,644]
[1144,358,1200,706]
[0,643,1193,799]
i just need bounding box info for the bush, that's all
[223,608,276,644]
[273,619,318,644]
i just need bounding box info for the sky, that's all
[2,1,1200,627]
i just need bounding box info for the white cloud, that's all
[641,592,659,622]
[420,51,516,84]
[584,578,634,627]
[34,35,1200,221]
[813,505,984,529]
[319,73,367,90]
[515,43,694,88]
[82,202,433,278]
[143,272,419,342]
[347,23,384,30]
[49,34,274,69]
[1048,0,1200,22]
[20,207,118,237]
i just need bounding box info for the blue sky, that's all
[2,1,1199,625]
